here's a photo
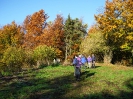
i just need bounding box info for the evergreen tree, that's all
[64,15,87,60]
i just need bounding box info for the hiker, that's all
[81,55,87,69]
[72,55,78,76]
[73,55,82,80]
[92,54,96,68]
[77,55,82,74]
[87,55,92,68]
[72,55,81,80]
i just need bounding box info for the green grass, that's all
[0,63,133,99]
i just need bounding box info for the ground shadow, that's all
[81,71,95,79]
[95,65,101,68]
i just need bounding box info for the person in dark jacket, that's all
[92,54,96,68]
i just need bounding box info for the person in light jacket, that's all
[87,55,92,68]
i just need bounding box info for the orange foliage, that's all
[41,15,64,57]
[88,24,99,34]
[0,21,24,48]
[42,15,64,47]
[23,9,48,49]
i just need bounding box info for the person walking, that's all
[72,55,78,76]
[81,55,87,69]
[92,54,96,68]
[77,55,82,75]
[87,55,92,68]
[73,55,81,80]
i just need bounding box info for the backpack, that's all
[73,58,78,65]
[77,57,82,65]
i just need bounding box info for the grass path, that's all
[0,63,133,99]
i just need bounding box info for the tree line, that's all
[0,0,133,76]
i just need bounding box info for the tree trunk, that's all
[37,60,41,68]
[65,45,68,60]
[46,58,50,66]
[104,49,113,64]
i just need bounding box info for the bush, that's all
[0,61,10,76]
[33,45,56,67]
[2,47,25,73]
[23,50,36,69]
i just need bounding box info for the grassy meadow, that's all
[0,63,133,99]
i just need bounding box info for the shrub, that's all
[2,47,25,72]
[23,50,36,69]
[33,45,56,67]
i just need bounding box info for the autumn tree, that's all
[95,0,133,64]
[0,21,24,73]
[41,15,64,58]
[80,25,106,62]
[23,9,48,49]
[0,21,24,58]
[64,15,88,60]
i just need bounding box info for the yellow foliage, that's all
[95,0,133,51]
[126,35,133,41]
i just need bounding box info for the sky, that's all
[0,0,106,28]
